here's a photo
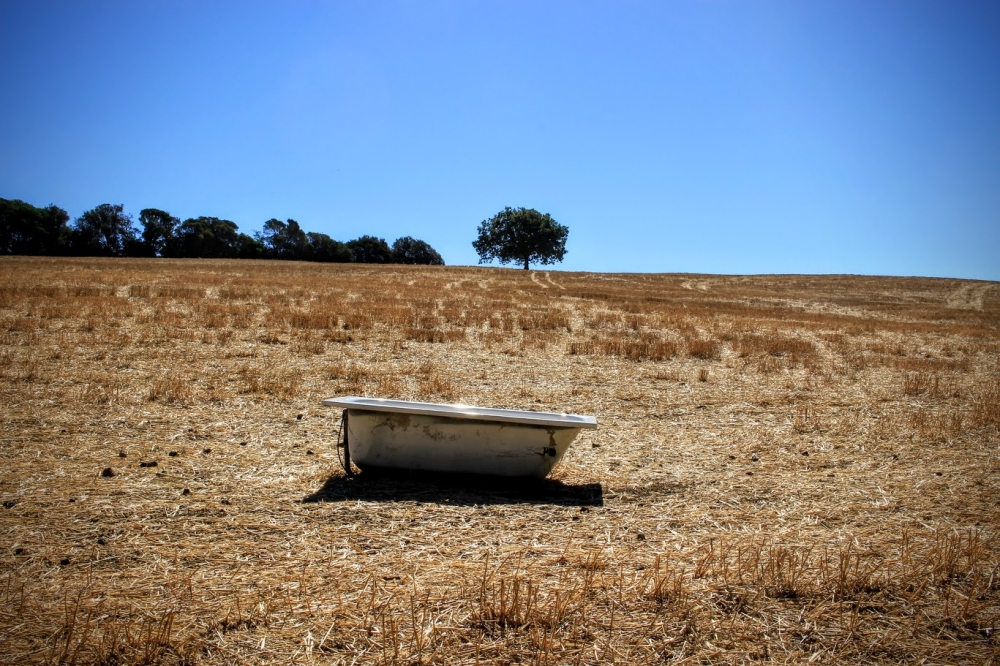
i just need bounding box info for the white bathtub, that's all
[322,396,598,478]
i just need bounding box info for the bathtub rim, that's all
[322,396,598,430]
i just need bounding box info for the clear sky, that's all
[2,1,998,279]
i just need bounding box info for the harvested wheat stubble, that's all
[1,257,998,665]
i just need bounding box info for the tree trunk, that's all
[523,258,529,270]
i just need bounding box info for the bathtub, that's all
[322,396,598,478]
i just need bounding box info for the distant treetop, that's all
[0,198,444,265]
[473,207,568,270]
[0,198,70,256]
[392,236,444,265]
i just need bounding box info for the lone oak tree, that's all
[473,207,568,270]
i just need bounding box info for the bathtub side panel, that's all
[345,410,579,477]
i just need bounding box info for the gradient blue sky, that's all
[2,1,998,279]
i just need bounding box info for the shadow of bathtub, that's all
[303,470,603,507]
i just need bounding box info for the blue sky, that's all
[2,1,998,279]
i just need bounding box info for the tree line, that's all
[0,198,444,265]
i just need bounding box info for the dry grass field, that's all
[1,256,998,665]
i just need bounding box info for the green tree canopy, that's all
[0,196,450,265]
[392,236,444,265]
[307,232,353,263]
[235,233,265,259]
[172,217,241,258]
[71,204,139,257]
[347,235,393,263]
[138,208,180,257]
[472,207,568,270]
[0,198,70,255]
[257,218,309,260]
